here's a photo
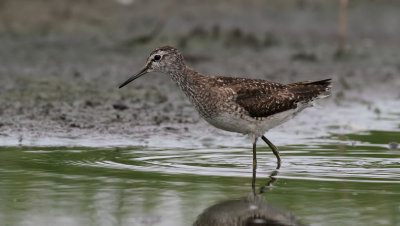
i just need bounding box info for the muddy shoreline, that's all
[0,1,399,146]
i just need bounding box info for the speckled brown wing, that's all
[234,82,297,118]
[230,78,332,118]
[286,79,332,102]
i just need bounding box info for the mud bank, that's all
[0,1,399,146]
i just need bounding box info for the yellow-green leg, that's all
[261,135,281,169]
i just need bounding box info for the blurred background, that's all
[0,1,399,226]
[0,0,399,140]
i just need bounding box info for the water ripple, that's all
[69,142,400,184]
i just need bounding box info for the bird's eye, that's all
[154,55,161,61]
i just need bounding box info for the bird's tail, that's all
[287,78,332,102]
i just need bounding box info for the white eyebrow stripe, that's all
[151,50,168,58]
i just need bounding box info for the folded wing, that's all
[231,78,331,118]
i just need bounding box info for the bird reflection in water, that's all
[193,169,305,226]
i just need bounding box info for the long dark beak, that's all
[118,66,149,88]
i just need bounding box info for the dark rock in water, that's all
[112,102,128,111]
[389,142,398,150]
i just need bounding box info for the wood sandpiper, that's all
[119,46,331,176]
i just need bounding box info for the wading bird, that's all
[119,46,331,176]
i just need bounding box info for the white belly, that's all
[203,108,297,138]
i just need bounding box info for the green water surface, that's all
[0,131,399,226]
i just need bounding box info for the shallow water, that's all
[1,128,399,226]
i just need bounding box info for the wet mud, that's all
[0,0,399,146]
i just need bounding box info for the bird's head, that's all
[119,46,184,88]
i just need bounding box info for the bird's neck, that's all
[167,64,214,118]
[167,65,201,94]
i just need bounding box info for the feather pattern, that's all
[207,77,331,118]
